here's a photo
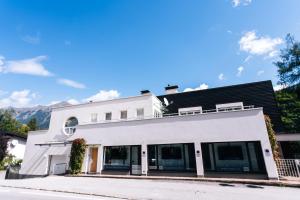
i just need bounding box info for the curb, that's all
[70,174,300,188]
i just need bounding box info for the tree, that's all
[0,110,20,133]
[0,135,8,163]
[274,34,300,86]
[276,87,300,133]
[18,124,30,135]
[27,118,37,131]
[0,110,29,136]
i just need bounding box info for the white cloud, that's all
[257,70,264,76]
[0,89,37,108]
[184,84,209,92]
[83,90,120,102]
[67,99,80,105]
[22,32,40,45]
[218,73,225,80]
[244,55,252,63]
[0,55,4,66]
[0,90,8,96]
[227,30,233,34]
[239,31,283,56]
[0,56,53,76]
[273,84,287,91]
[232,0,252,7]
[57,78,86,89]
[237,66,244,77]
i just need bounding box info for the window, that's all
[136,108,144,119]
[178,106,202,116]
[104,146,130,170]
[154,110,161,118]
[105,112,112,121]
[91,113,98,122]
[218,145,244,160]
[161,146,182,159]
[64,117,78,135]
[120,110,127,119]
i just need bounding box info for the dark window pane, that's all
[218,145,243,160]
[161,146,182,159]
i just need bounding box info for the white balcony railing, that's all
[79,105,256,126]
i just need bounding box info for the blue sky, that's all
[0,0,300,107]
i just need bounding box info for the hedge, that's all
[69,138,86,174]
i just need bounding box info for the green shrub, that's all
[69,138,86,174]
[265,115,280,160]
[0,154,22,170]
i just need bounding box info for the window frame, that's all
[136,108,144,119]
[105,112,112,121]
[120,110,127,120]
[91,113,98,123]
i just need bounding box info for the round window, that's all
[64,117,78,135]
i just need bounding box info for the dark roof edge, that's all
[159,80,273,96]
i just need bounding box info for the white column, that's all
[82,147,90,174]
[261,139,279,180]
[97,145,104,174]
[194,142,204,177]
[141,144,148,176]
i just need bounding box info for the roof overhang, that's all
[276,133,300,142]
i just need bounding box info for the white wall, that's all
[20,107,278,179]
[48,94,161,140]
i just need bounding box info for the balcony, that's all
[79,105,256,126]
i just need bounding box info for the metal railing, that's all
[80,105,256,125]
[275,159,300,178]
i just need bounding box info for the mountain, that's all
[5,102,70,130]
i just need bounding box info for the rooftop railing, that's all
[79,105,256,126]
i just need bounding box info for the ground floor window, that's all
[103,145,141,174]
[201,141,266,173]
[148,143,196,171]
[104,146,130,170]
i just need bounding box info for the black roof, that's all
[157,80,283,132]
[0,132,27,140]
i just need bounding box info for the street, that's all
[0,176,300,200]
[0,187,117,200]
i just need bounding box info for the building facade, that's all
[20,81,280,179]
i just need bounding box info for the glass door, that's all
[130,145,141,175]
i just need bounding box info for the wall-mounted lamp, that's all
[265,149,270,153]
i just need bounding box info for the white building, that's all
[20,81,280,179]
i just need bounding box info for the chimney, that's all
[165,84,178,94]
[141,90,151,95]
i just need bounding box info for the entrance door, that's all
[130,146,141,175]
[90,147,98,173]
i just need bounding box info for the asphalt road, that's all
[0,187,118,200]
[1,176,300,200]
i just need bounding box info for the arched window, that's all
[64,117,78,135]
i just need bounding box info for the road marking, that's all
[20,191,108,199]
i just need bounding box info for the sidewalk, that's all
[75,174,300,188]
[0,176,299,200]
